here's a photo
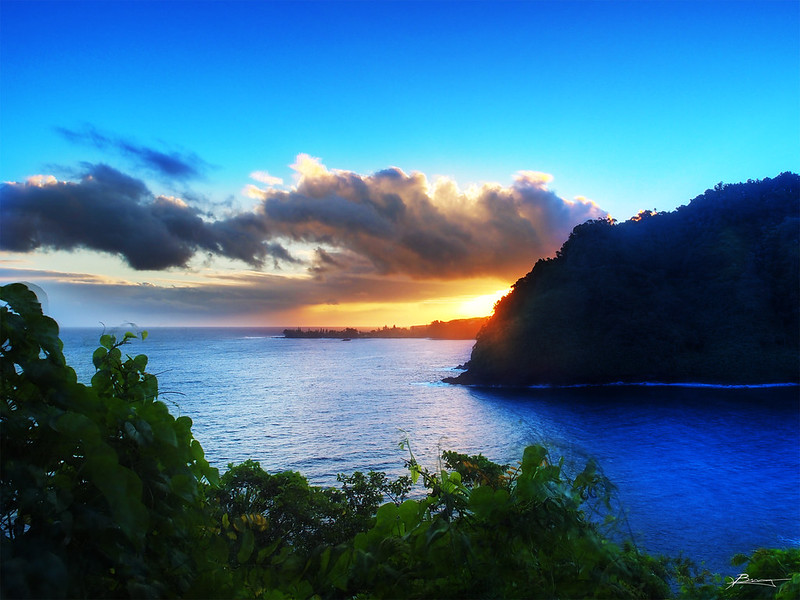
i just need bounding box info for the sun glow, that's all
[295,286,512,328]
[457,288,510,318]
[296,301,440,328]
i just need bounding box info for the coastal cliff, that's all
[450,173,800,386]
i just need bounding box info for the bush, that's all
[1,283,217,598]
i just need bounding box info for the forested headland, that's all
[450,173,800,386]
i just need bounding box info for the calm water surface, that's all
[61,327,800,575]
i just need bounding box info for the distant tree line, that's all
[283,317,488,340]
[452,173,800,386]
[284,327,364,339]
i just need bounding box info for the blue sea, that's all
[60,326,800,576]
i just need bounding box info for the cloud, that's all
[244,171,285,201]
[56,125,210,181]
[252,155,607,279]
[2,154,606,280]
[0,164,295,270]
[0,265,480,326]
[250,170,284,186]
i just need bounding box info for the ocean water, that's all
[60,327,800,576]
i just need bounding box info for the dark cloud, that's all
[0,165,294,270]
[56,126,210,181]
[309,248,341,275]
[308,247,376,278]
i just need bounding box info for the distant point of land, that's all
[283,317,488,340]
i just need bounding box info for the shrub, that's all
[1,283,217,598]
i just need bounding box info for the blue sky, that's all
[1,0,798,327]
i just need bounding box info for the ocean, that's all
[60,326,800,577]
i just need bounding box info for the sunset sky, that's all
[1,0,797,327]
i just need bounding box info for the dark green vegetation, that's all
[284,317,489,340]
[2,283,799,599]
[452,173,800,386]
[1,283,219,598]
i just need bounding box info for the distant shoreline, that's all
[283,316,489,341]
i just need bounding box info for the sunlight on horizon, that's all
[457,288,510,319]
[295,287,512,328]
[299,300,465,328]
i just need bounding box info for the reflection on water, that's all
[60,328,799,576]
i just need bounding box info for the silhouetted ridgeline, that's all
[283,317,488,340]
[450,173,800,386]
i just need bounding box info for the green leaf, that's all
[319,546,331,573]
[424,519,449,547]
[468,485,494,518]
[237,528,255,563]
[141,374,158,399]
[124,421,143,444]
[190,439,206,462]
[202,463,220,486]
[52,411,98,441]
[87,454,148,545]
[409,462,421,485]
[170,474,198,502]
[398,499,421,529]
[151,420,178,447]
[375,502,399,528]
[521,445,548,474]
[353,531,368,552]
[327,548,353,590]
[91,371,111,391]
[100,334,115,349]
[133,354,148,371]
[92,347,108,368]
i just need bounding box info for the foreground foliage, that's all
[2,283,797,599]
[1,283,218,598]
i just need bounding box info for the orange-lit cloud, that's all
[250,170,284,186]
[26,174,58,187]
[250,154,606,280]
